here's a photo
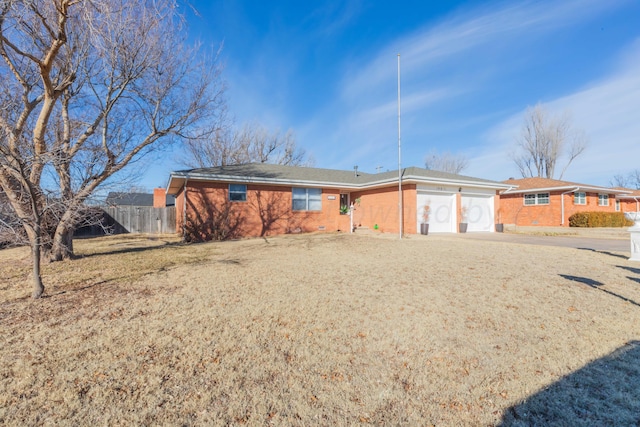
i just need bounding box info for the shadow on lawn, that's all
[577,247,628,260]
[76,240,184,259]
[559,274,640,308]
[499,341,640,426]
[617,265,640,275]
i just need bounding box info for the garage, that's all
[461,194,494,232]
[417,191,456,233]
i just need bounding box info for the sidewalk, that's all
[504,225,630,240]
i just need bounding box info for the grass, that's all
[1,232,640,425]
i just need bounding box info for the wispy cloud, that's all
[342,0,622,102]
[470,38,640,185]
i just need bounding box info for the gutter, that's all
[560,187,579,225]
[167,171,513,193]
[182,179,188,240]
[503,185,631,196]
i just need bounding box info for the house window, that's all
[615,199,620,212]
[524,193,550,206]
[292,187,322,211]
[574,192,586,205]
[339,193,350,214]
[229,184,247,202]
[598,194,609,206]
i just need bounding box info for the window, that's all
[574,192,586,205]
[598,194,609,206]
[615,199,620,212]
[292,187,322,211]
[524,193,549,206]
[229,184,247,202]
[339,193,350,214]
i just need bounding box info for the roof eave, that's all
[503,185,631,195]
[167,171,511,193]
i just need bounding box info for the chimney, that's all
[153,187,166,208]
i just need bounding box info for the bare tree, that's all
[0,190,26,248]
[184,123,312,168]
[611,170,640,189]
[0,0,225,298]
[511,104,587,179]
[424,150,469,174]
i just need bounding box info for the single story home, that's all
[617,188,640,212]
[164,163,513,240]
[499,177,633,227]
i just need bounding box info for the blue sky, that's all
[143,0,640,189]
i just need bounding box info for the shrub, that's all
[569,211,634,228]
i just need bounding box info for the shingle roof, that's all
[502,177,631,195]
[167,163,511,194]
[617,188,640,198]
[106,192,175,206]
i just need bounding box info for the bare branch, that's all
[184,123,312,168]
[511,104,588,179]
[0,0,227,297]
[424,150,469,174]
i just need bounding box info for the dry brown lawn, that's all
[1,232,640,426]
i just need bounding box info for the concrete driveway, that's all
[459,227,631,254]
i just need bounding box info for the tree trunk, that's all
[50,222,75,262]
[25,225,45,299]
[31,241,45,299]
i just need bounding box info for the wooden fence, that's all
[75,206,176,236]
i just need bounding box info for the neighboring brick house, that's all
[618,189,640,213]
[499,177,632,227]
[165,163,512,240]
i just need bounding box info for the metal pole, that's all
[397,54,403,239]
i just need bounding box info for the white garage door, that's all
[461,195,494,232]
[417,192,455,233]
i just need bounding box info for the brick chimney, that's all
[153,188,167,208]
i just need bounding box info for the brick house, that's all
[618,189,640,213]
[164,163,512,240]
[499,177,633,227]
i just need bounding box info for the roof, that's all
[501,177,631,196]
[106,192,175,206]
[166,163,513,195]
[616,188,640,199]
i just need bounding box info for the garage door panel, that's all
[462,195,494,232]
[417,192,455,233]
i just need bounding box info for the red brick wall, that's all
[153,188,166,208]
[175,181,423,239]
[621,199,639,212]
[500,191,621,226]
[350,184,417,234]
[176,181,352,240]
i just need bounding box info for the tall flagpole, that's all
[397,54,403,239]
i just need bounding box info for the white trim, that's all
[561,188,579,225]
[573,191,586,205]
[524,192,550,206]
[504,185,630,196]
[598,193,609,206]
[167,171,513,194]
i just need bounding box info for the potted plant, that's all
[420,204,430,235]
[459,206,468,233]
[495,207,504,232]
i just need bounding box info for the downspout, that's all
[560,188,579,225]
[182,179,188,240]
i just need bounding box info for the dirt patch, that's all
[1,233,639,425]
